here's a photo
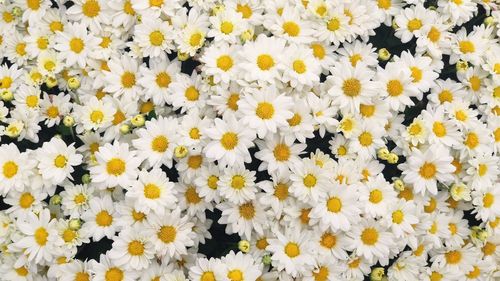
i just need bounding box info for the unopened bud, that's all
[45,76,58,88]
[131,114,145,127]
[174,146,189,158]
[1,89,13,101]
[387,153,399,164]
[68,218,82,230]
[50,195,62,206]
[393,179,405,191]
[262,254,272,265]
[370,267,385,281]
[81,174,91,184]
[63,116,75,127]
[378,48,391,61]
[377,148,390,160]
[238,240,250,253]
[119,124,130,134]
[456,60,469,72]
[178,52,190,61]
[68,77,80,90]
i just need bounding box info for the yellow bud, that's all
[484,16,495,27]
[393,179,405,191]
[391,20,399,30]
[49,195,62,205]
[45,76,58,88]
[63,116,75,127]
[377,148,390,160]
[211,4,225,16]
[119,124,130,134]
[174,146,188,158]
[387,153,399,164]
[450,183,471,201]
[456,60,469,72]
[378,48,391,61]
[238,240,250,253]
[370,267,385,281]
[240,29,254,42]
[68,77,80,90]
[178,52,190,61]
[1,89,13,101]
[5,122,23,138]
[131,114,145,127]
[12,6,22,17]
[68,219,82,230]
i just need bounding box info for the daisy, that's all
[104,54,143,101]
[219,166,257,205]
[194,164,222,204]
[347,218,395,265]
[200,42,239,84]
[421,105,461,147]
[220,251,261,281]
[336,40,379,68]
[382,199,419,238]
[90,141,141,189]
[450,27,487,66]
[396,51,440,93]
[0,143,36,195]
[328,59,378,113]
[238,86,293,138]
[169,71,206,113]
[267,228,316,278]
[132,116,180,168]
[4,188,45,218]
[54,22,99,68]
[60,183,94,217]
[108,225,154,270]
[90,253,138,281]
[377,62,419,111]
[464,155,499,191]
[188,257,225,281]
[265,6,314,44]
[281,97,315,143]
[254,135,306,176]
[127,168,177,215]
[13,209,60,263]
[36,137,83,185]
[399,145,455,195]
[281,43,321,91]
[431,244,479,273]
[309,184,361,232]
[218,199,267,240]
[81,195,117,241]
[58,260,92,281]
[208,9,246,43]
[289,159,330,203]
[472,183,500,222]
[258,172,294,219]
[203,113,255,167]
[39,92,72,128]
[176,183,213,219]
[348,121,385,158]
[359,174,397,218]
[137,56,181,105]
[308,41,337,74]
[238,34,286,83]
[457,125,493,157]
[134,16,174,58]
[316,6,351,45]
[16,0,51,24]
[66,0,111,30]
[394,5,430,43]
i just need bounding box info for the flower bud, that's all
[68,77,80,90]
[69,219,82,230]
[50,195,62,206]
[1,89,13,101]
[450,183,471,201]
[370,267,385,281]
[81,174,91,184]
[393,178,405,191]
[178,52,190,61]
[240,29,254,42]
[12,6,22,17]
[131,114,145,127]
[45,76,58,88]
[174,146,189,159]
[484,16,494,27]
[377,147,390,160]
[387,153,399,164]
[238,240,250,253]
[5,121,23,138]
[63,116,75,127]
[456,60,468,72]
[262,254,272,265]
[378,48,391,61]
[119,124,130,134]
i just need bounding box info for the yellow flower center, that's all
[151,135,169,152]
[54,154,67,168]
[155,72,171,88]
[292,60,307,74]
[342,78,361,97]
[407,18,422,32]
[74,193,86,204]
[207,175,218,190]
[445,250,462,264]
[430,272,443,281]
[63,229,77,242]
[419,162,437,179]
[360,227,379,245]
[287,113,302,126]
[257,54,275,70]
[273,144,290,161]
[123,0,135,15]
[256,102,275,119]
[121,71,136,88]
[358,132,373,146]
[483,193,494,208]
[82,0,100,17]
[220,132,238,150]
[459,41,475,53]
[19,192,35,209]
[283,21,300,36]
[185,186,201,204]
[274,183,289,200]
[95,210,113,226]
[369,189,383,203]
[34,227,49,246]
[320,232,336,248]
[217,55,233,71]
[427,27,441,42]
[187,155,202,169]
[256,238,268,250]
[227,270,243,281]
[378,0,391,9]
[303,174,317,188]
[239,202,255,219]
[158,225,176,243]
[478,164,488,176]
[284,242,300,257]
[327,18,340,31]
[70,38,84,53]
[392,210,404,224]
[464,132,479,149]
[201,272,215,281]
[226,94,239,111]
[149,30,164,46]
[387,80,403,97]
[189,32,203,47]
[326,197,342,213]
[432,122,446,137]
[106,158,126,176]
[75,272,90,281]
[144,183,161,199]
[410,67,422,82]
[3,161,18,179]
[184,86,199,101]
[311,43,325,59]
[149,0,163,7]
[105,267,123,281]
[27,0,41,10]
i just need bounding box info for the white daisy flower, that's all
[0,143,36,195]
[218,198,267,240]
[219,166,257,204]
[108,225,154,270]
[289,159,330,203]
[36,137,82,185]
[81,195,117,241]
[54,22,99,68]
[347,218,395,265]
[134,16,175,58]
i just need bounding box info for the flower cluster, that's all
[0,0,499,280]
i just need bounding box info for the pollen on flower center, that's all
[187,155,202,169]
[143,183,161,199]
[158,225,176,243]
[231,175,245,190]
[483,193,494,208]
[274,183,289,200]
[34,227,49,246]
[151,135,169,152]
[428,27,441,42]
[464,132,478,149]
[201,272,215,281]
[387,80,403,97]
[19,192,35,209]
[410,67,422,82]
[95,210,113,226]
[237,4,252,18]
[445,250,462,264]
[207,175,218,189]
[419,162,437,179]
[257,54,275,70]
[82,0,101,18]
[407,18,422,32]
[220,21,234,34]
[303,174,317,188]
[121,71,136,88]
[239,202,255,219]
[287,113,302,126]
[189,32,203,47]
[293,60,307,74]
[320,232,337,248]
[75,272,89,281]
[90,110,104,124]
[185,186,201,204]
[106,158,126,176]
[326,197,342,213]
[432,122,446,137]
[227,269,243,281]
[459,41,475,53]
[217,55,233,71]
[105,268,123,281]
[377,0,391,9]
[149,30,164,46]
[369,189,383,203]
[360,227,379,245]
[54,154,68,168]
[220,132,238,150]
[74,193,86,204]
[27,0,41,10]
[282,21,300,37]
[284,242,300,258]
[256,102,275,119]
[3,161,18,179]
[273,143,291,161]
[392,210,404,224]
[327,18,340,31]
[184,86,199,101]
[70,38,85,53]
[342,78,361,97]
[63,229,77,242]
[358,132,373,146]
